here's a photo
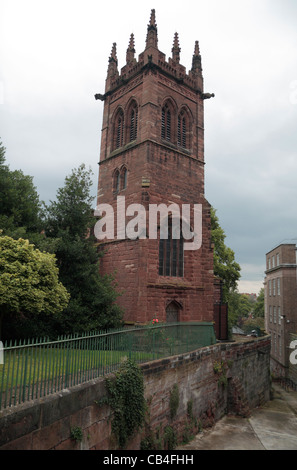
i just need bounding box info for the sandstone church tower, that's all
[95,10,215,325]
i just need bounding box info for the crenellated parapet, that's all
[100,9,207,98]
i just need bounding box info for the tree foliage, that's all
[1,140,122,338]
[228,288,264,333]
[253,288,264,318]
[0,235,70,338]
[227,290,254,328]
[43,164,123,334]
[210,207,241,302]
[0,140,43,240]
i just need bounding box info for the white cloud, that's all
[238,280,264,296]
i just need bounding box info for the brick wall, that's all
[0,336,271,450]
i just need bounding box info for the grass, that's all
[0,346,156,397]
[0,324,215,408]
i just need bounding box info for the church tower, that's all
[95,10,215,324]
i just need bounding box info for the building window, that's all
[273,279,276,296]
[276,253,280,266]
[113,169,120,193]
[114,109,124,150]
[122,167,128,189]
[268,258,271,269]
[113,167,128,192]
[277,278,280,295]
[269,280,271,296]
[127,102,138,142]
[177,113,186,148]
[272,255,275,268]
[278,307,281,325]
[161,103,173,142]
[273,306,276,323]
[269,306,272,323]
[159,219,184,277]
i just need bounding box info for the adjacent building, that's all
[264,243,297,377]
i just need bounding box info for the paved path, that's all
[177,383,297,450]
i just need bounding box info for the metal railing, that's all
[0,322,216,410]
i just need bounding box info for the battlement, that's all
[104,9,204,95]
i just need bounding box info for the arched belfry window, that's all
[162,105,170,141]
[177,108,191,149]
[161,102,174,142]
[178,113,186,148]
[128,102,138,142]
[114,108,124,150]
[159,218,184,277]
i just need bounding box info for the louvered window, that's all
[161,105,171,142]
[161,108,165,139]
[130,108,138,142]
[115,111,124,149]
[178,113,187,148]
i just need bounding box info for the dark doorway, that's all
[166,301,180,323]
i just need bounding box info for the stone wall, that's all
[0,335,271,450]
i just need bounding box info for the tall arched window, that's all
[161,103,172,142]
[114,109,124,150]
[159,218,184,277]
[125,100,138,144]
[178,113,186,148]
[129,106,138,142]
[177,109,191,149]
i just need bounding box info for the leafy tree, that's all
[0,140,6,165]
[241,316,265,334]
[45,164,95,239]
[0,139,43,242]
[253,288,264,318]
[210,207,241,303]
[0,235,70,339]
[44,164,123,334]
[227,289,241,329]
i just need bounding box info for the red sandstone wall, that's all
[0,336,271,450]
[95,49,214,324]
[96,139,214,323]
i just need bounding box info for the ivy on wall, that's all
[101,359,146,449]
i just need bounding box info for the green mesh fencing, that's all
[0,322,215,410]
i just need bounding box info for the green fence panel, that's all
[0,322,215,410]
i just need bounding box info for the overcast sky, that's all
[1,0,297,295]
